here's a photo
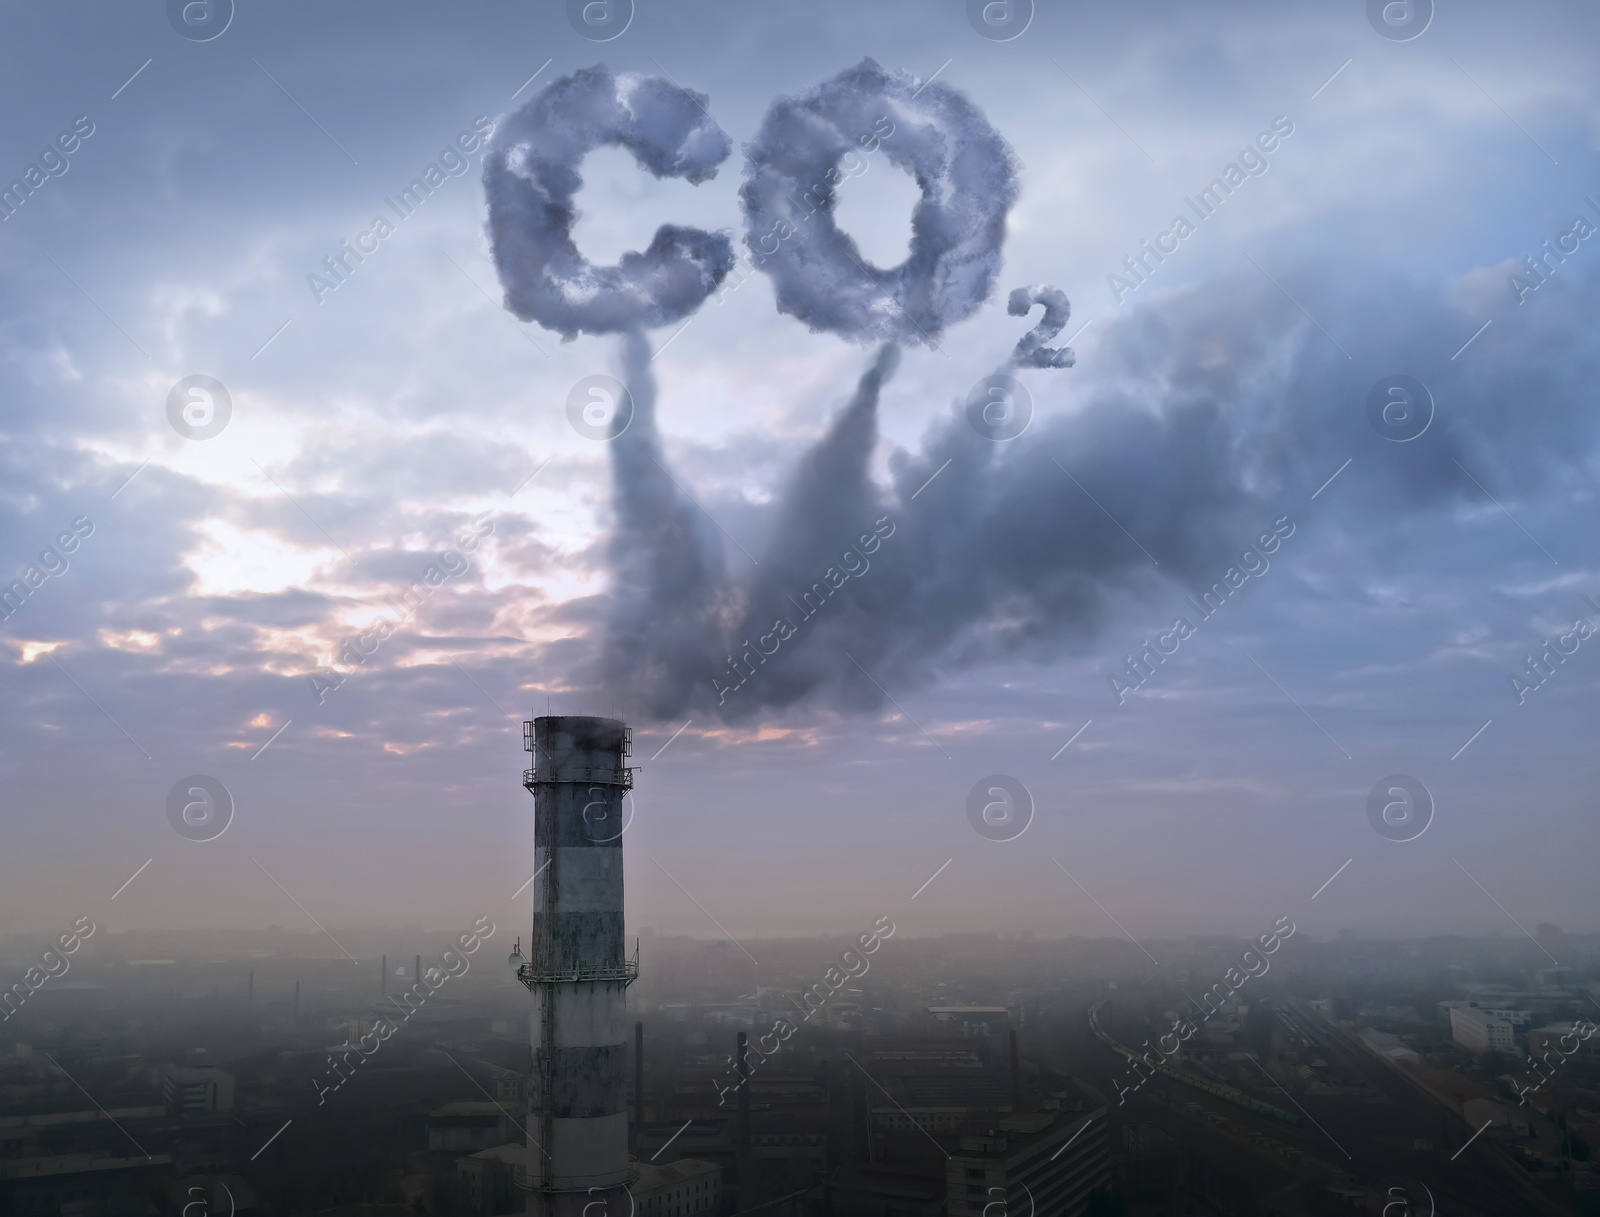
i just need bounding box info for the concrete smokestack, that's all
[518,715,636,1217]
[380,954,386,997]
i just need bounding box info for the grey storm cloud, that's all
[599,257,1600,723]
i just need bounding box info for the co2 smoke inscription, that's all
[489,60,1023,348]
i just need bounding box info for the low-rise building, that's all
[1439,1000,1531,1029]
[1535,967,1578,990]
[944,1111,1109,1217]
[926,1008,1010,1038]
[1450,1006,1519,1055]
[0,1151,176,1213]
[1359,1027,1419,1064]
[824,1167,942,1217]
[746,1132,826,1204]
[456,1143,525,1217]
[634,1156,720,1217]
[161,1065,233,1114]
[1119,1124,1180,1211]
[427,1102,521,1154]
[1529,1022,1600,1064]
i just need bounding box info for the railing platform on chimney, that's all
[515,949,640,992]
[521,765,634,791]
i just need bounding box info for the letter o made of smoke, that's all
[483,65,736,339]
[740,58,1018,346]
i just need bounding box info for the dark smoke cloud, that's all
[600,258,1600,723]
[715,343,901,709]
[600,332,728,710]
[740,58,1017,346]
[484,66,735,339]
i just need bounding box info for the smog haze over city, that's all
[2,2,1599,1214]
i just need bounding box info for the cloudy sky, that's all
[1,0,1597,954]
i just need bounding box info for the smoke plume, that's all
[600,259,1600,722]
[601,332,728,711]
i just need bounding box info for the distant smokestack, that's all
[859,1059,873,1164]
[1009,1028,1021,1112]
[737,1031,751,1202]
[635,1021,645,1136]
[294,981,300,1024]
[247,970,253,1007]
[415,954,421,986]
[519,715,636,1217]
[380,955,386,997]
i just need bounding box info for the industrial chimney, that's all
[513,716,637,1217]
